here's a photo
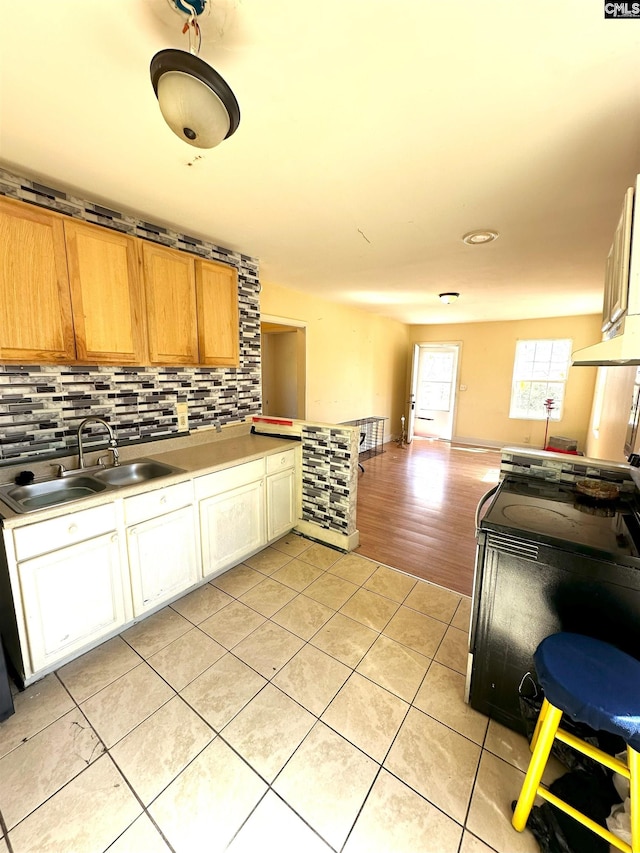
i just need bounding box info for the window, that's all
[417,350,456,413]
[509,339,572,420]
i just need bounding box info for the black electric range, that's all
[468,474,640,734]
[480,474,640,566]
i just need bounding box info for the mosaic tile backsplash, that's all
[0,169,360,542]
[302,424,358,535]
[0,168,261,464]
[500,448,634,491]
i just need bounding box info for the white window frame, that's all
[509,338,572,421]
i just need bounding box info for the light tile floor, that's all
[0,534,547,853]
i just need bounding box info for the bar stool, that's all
[512,632,640,853]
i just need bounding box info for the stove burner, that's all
[502,504,585,535]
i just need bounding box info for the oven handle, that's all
[475,483,500,537]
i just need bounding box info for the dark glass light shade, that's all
[150,48,240,149]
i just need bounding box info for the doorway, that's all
[260,317,307,419]
[408,343,461,441]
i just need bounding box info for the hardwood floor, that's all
[354,437,501,596]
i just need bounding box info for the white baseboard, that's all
[451,436,504,449]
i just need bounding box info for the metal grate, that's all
[340,416,387,459]
[486,532,539,561]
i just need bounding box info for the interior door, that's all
[413,343,461,440]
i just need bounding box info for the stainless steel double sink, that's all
[0,459,185,514]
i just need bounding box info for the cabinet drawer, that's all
[195,458,265,500]
[124,481,193,526]
[266,450,296,474]
[13,503,117,562]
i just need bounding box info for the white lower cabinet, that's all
[266,449,297,542]
[266,467,295,542]
[125,484,199,616]
[127,506,199,615]
[19,531,126,673]
[4,446,299,684]
[199,479,266,576]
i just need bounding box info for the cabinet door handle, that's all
[111,534,118,544]
[68,524,78,535]
[130,527,137,536]
[160,496,167,505]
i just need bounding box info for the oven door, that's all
[467,530,640,734]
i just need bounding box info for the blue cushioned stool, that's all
[512,632,640,853]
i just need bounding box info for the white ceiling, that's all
[1,1,640,325]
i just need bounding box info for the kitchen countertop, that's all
[0,430,299,529]
[147,432,298,474]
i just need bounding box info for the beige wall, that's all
[261,331,299,418]
[586,364,637,462]
[260,281,409,433]
[408,315,601,451]
[259,286,608,454]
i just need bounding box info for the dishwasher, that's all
[467,474,640,735]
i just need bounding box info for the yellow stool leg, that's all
[512,702,563,832]
[629,746,640,853]
[530,697,550,753]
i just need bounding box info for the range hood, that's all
[572,314,640,366]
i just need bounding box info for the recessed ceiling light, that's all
[462,230,499,245]
[439,292,460,304]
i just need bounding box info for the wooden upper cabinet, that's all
[64,220,146,364]
[0,196,242,368]
[142,242,199,365]
[0,197,76,362]
[195,259,239,366]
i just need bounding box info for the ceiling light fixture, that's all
[462,230,499,245]
[150,0,240,149]
[439,292,460,304]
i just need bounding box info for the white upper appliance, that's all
[573,174,640,366]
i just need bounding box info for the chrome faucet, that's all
[77,417,119,470]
